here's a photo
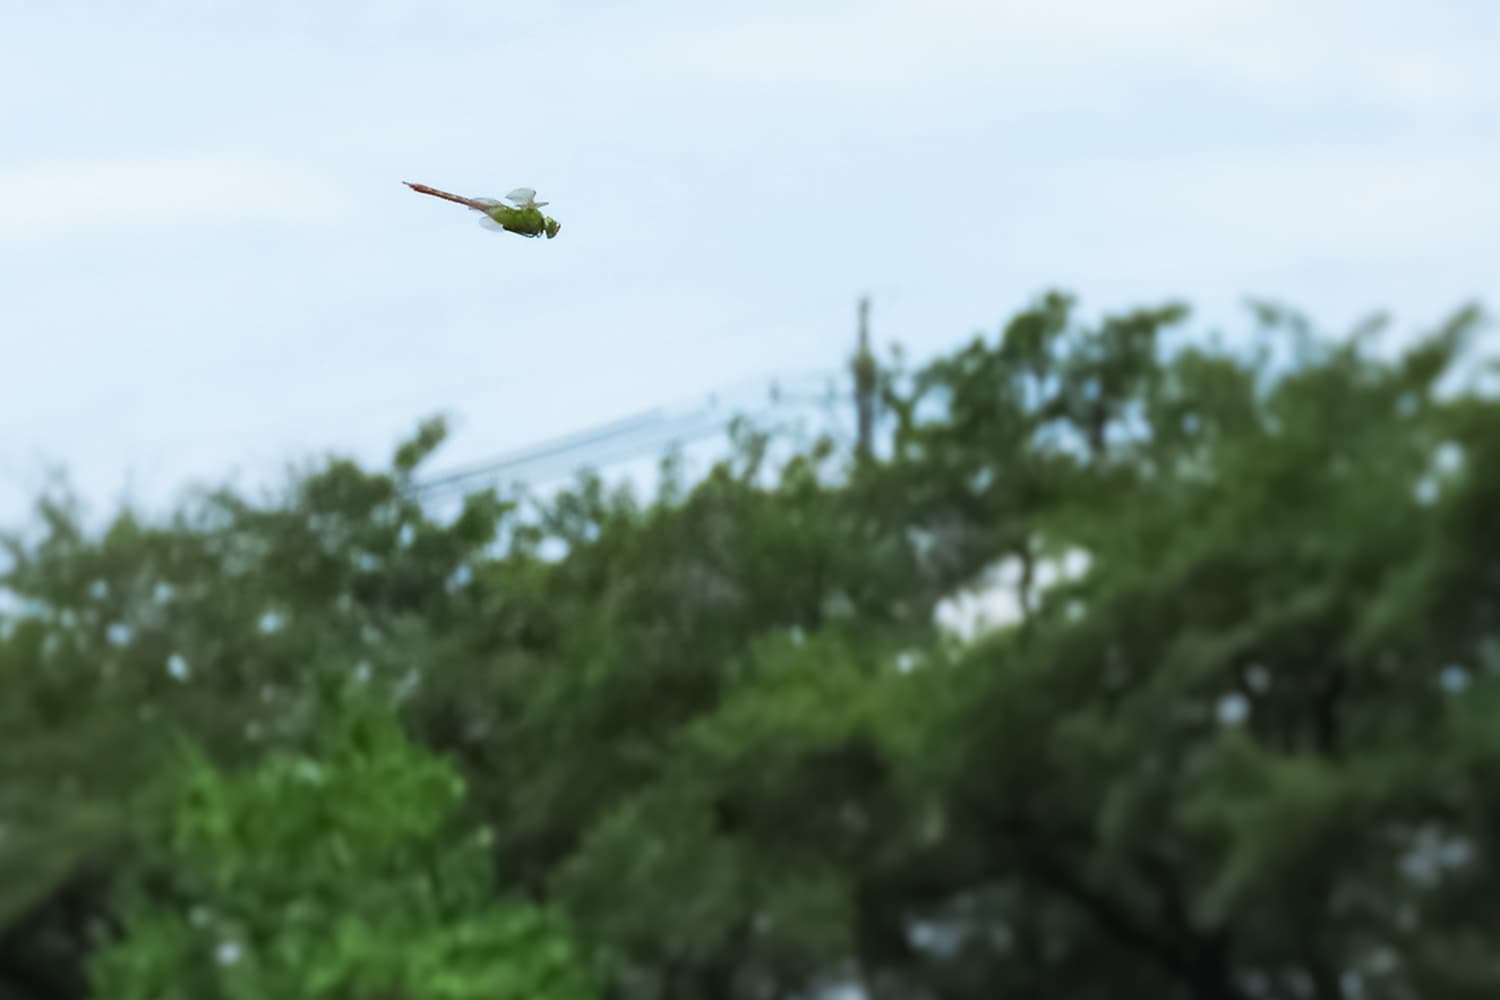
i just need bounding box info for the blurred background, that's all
[2,3,1498,1000]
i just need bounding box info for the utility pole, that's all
[852,296,877,459]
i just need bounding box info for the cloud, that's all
[1056,140,1500,267]
[0,154,356,245]
[1164,2,1500,118]
[527,0,1498,121]
[532,1,1224,107]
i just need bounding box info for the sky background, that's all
[2,0,1497,527]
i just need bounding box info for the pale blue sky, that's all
[2,0,1497,525]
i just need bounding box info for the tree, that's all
[88,690,595,1000]
[2,293,1496,1000]
[1,420,514,1000]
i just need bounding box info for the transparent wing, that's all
[504,187,547,208]
[471,198,504,230]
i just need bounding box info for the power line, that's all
[410,300,888,502]
[414,410,729,499]
[411,371,849,499]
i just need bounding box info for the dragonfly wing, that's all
[504,187,539,207]
[476,214,508,232]
[470,197,502,209]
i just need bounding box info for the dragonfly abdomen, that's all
[404,182,492,212]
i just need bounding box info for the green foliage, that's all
[88,693,595,1000]
[2,293,1497,1000]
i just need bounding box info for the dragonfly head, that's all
[544,217,561,239]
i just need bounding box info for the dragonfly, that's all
[404,181,561,239]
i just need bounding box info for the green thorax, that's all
[486,204,561,239]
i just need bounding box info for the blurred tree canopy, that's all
[1,293,1496,1000]
[89,691,594,1000]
